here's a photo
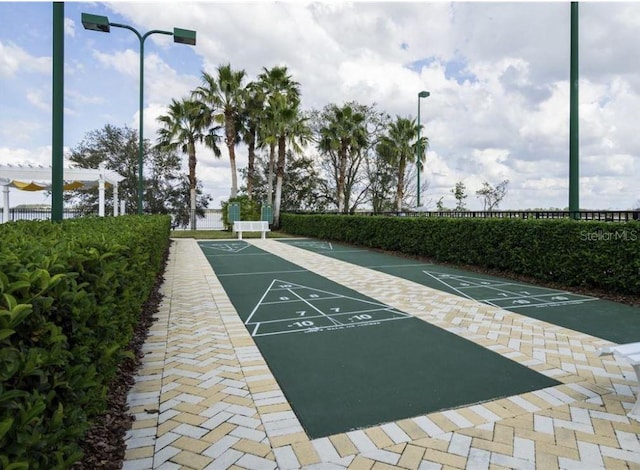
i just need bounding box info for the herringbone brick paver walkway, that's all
[123,238,640,469]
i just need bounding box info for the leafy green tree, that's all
[238,81,265,200]
[376,116,428,211]
[156,97,220,229]
[193,64,247,199]
[451,181,468,211]
[269,93,312,227]
[255,66,301,207]
[310,102,389,213]
[316,103,369,213]
[243,151,330,213]
[66,124,193,215]
[435,196,448,211]
[365,152,396,214]
[220,195,260,230]
[164,177,212,229]
[475,179,510,210]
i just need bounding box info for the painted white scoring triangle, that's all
[246,278,411,337]
[422,270,596,310]
[201,242,250,253]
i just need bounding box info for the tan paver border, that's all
[123,238,640,469]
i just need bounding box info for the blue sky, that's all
[1,1,640,210]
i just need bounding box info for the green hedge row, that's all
[280,214,640,295]
[0,215,170,469]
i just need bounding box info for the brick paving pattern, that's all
[123,238,640,469]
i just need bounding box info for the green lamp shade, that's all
[81,13,110,33]
[174,28,196,46]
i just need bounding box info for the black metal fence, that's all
[171,209,225,230]
[4,208,637,226]
[0,208,226,230]
[296,210,640,222]
[0,208,94,223]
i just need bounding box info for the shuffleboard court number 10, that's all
[292,320,314,327]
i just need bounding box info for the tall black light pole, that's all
[82,13,196,214]
[569,2,579,218]
[417,90,430,207]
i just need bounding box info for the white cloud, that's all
[65,17,76,38]
[65,89,106,106]
[3,2,640,210]
[0,41,50,78]
[0,121,45,145]
[0,146,55,167]
[26,90,50,112]
[92,48,139,79]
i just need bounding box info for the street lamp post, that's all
[417,90,430,207]
[81,13,196,214]
[569,2,579,219]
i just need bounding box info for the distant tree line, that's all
[67,62,517,228]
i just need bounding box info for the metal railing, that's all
[399,210,640,222]
[1,208,226,230]
[292,210,640,222]
[5,208,637,226]
[0,208,95,223]
[171,209,225,230]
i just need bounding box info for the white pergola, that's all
[0,164,125,222]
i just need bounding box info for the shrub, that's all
[280,214,640,295]
[0,215,170,469]
[220,195,261,230]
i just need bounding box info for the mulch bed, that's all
[72,241,171,469]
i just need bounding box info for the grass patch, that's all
[170,230,293,240]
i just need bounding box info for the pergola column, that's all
[113,183,119,216]
[2,185,9,224]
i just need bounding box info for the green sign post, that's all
[261,204,273,224]
[228,203,241,224]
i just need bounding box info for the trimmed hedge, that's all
[280,214,640,295]
[0,215,170,469]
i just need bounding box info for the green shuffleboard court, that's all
[199,241,560,439]
[279,239,640,344]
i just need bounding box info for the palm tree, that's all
[238,81,265,200]
[317,104,368,213]
[267,92,311,227]
[256,66,300,206]
[376,116,428,211]
[192,64,246,198]
[156,97,221,229]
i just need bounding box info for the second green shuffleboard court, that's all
[199,241,559,439]
[278,239,640,344]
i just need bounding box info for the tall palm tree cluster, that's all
[156,63,428,228]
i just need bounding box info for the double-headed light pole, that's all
[416,90,430,207]
[81,13,196,215]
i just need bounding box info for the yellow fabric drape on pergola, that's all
[7,180,112,191]
[1,164,125,222]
